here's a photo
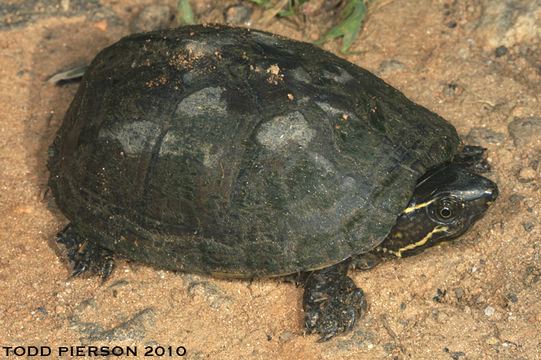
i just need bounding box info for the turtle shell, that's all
[48,24,460,277]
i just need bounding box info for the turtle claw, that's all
[303,262,367,341]
[70,256,115,281]
[97,259,116,281]
[71,262,88,277]
[455,145,490,173]
[56,225,116,281]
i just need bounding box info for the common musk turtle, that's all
[48,24,498,341]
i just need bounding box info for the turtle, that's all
[48,24,498,341]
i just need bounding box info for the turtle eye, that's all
[435,197,459,222]
[439,206,453,219]
[427,196,460,224]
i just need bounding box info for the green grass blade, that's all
[314,0,368,53]
[177,0,195,24]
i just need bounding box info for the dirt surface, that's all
[0,0,539,359]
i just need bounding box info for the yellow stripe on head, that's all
[388,225,448,258]
[402,199,435,214]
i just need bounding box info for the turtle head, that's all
[378,164,498,258]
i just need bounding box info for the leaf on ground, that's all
[315,0,369,54]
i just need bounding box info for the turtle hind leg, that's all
[302,261,367,342]
[56,225,115,281]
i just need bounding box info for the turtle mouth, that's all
[460,184,498,232]
[469,212,485,225]
[486,185,499,203]
[477,184,499,212]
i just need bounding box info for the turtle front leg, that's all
[56,224,116,280]
[454,145,490,172]
[302,261,367,342]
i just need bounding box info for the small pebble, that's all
[465,127,504,145]
[36,307,48,315]
[377,59,406,75]
[446,21,457,28]
[484,306,495,316]
[437,311,449,322]
[508,116,541,148]
[507,293,518,303]
[131,4,172,33]
[521,222,534,232]
[187,281,233,309]
[279,331,293,342]
[509,194,525,204]
[457,48,469,59]
[518,167,536,182]
[454,287,464,300]
[225,4,251,25]
[495,45,508,57]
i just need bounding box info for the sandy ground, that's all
[0,0,539,359]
